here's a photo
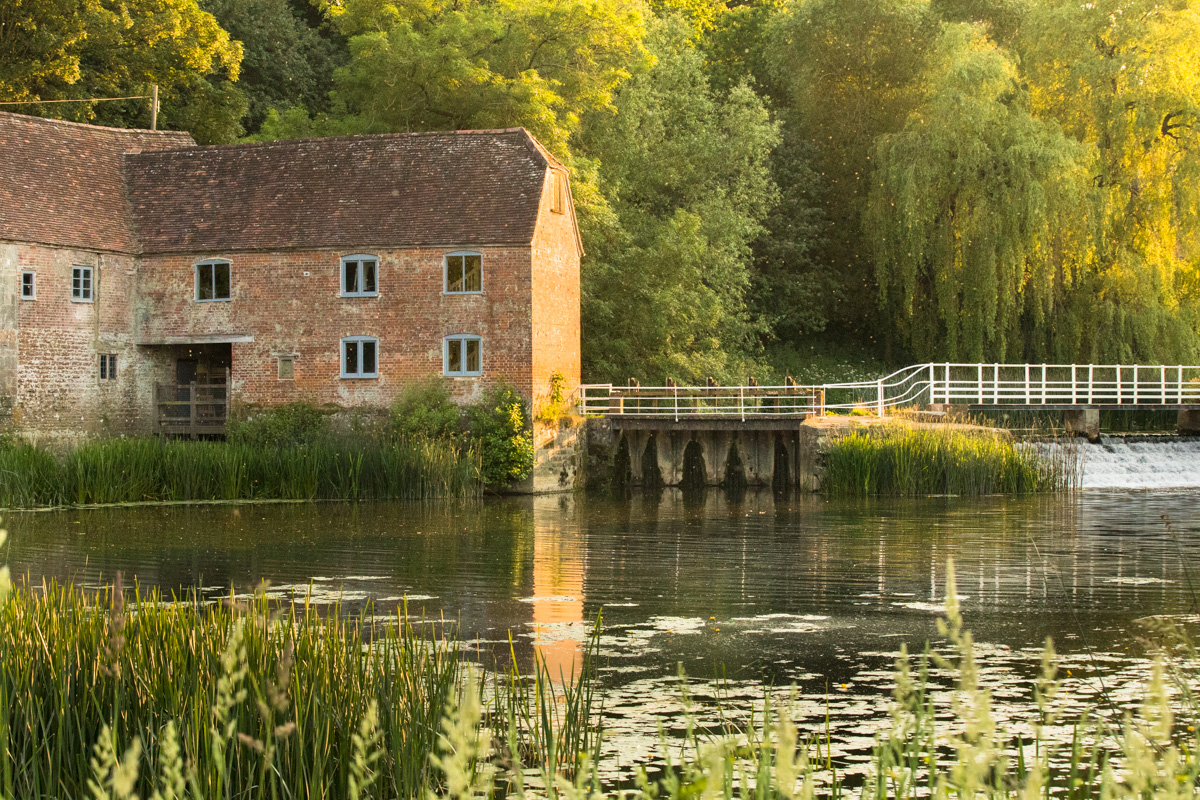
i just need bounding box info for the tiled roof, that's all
[0,112,195,253]
[126,129,554,254]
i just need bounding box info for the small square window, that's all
[196,260,231,302]
[278,356,295,380]
[99,354,117,381]
[444,335,482,376]
[20,271,35,299]
[72,266,93,302]
[341,256,378,297]
[341,337,378,378]
[445,253,482,294]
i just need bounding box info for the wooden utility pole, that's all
[150,84,158,130]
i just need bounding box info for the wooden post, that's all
[876,380,884,417]
[189,380,197,438]
[150,84,159,131]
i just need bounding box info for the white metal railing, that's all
[576,363,1200,420]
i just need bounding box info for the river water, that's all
[4,488,1200,777]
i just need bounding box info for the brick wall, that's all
[3,168,581,438]
[530,169,583,407]
[3,243,146,436]
[137,245,537,410]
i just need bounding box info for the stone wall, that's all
[2,243,147,439]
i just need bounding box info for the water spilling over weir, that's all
[1075,436,1200,490]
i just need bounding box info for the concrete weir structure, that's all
[587,417,819,490]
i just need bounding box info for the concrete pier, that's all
[1064,408,1101,442]
[1178,409,1200,435]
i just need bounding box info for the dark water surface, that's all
[4,491,1198,775]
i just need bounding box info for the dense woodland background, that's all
[4,0,1200,384]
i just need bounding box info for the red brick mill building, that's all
[0,111,582,440]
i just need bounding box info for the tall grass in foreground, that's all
[0,581,598,800]
[4,562,1199,799]
[823,424,1073,497]
[0,437,481,508]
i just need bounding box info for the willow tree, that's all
[1017,0,1200,362]
[766,0,942,336]
[868,25,1088,361]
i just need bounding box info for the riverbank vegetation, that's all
[823,424,1070,497]
[0,579,598,799]
[0,436,480,508]
[9,0,1200,381]
[0,544,1196,800]
[0,384,538,509]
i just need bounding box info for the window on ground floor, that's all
[278,355,295,380]
[99,354,117,381]
[20,271,35,299]
[341,337,378,378]
[71,266,93,302]
[195,260,232,302]
[444,335,482,376]
[341,254,378,297]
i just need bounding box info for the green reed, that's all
[822,424,1068,497]
[0,437,481,508]
[0,576,603,800]
[2,564,1199,800]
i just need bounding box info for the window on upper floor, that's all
[341,336,378,379]
[20,271,35,299]
[99,354,117,381]
[445,252,482,294]
[444,335,482,377]
[341,255,378,297]
[196,260,231,302]
[550,171,565,214]
[71,266,93,302]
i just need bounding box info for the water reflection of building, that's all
[530,496,586,679]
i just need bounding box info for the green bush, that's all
[467,385,534,487]
[227,402,331,448]
[389,380,461,440]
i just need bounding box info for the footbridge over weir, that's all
[576,363,1200,488]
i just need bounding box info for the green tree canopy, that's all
[766,0,941,340]
[579,17,779,383]
[0,0,246,143]
[201,0,342,135]
[868,24,1088,361]
[263,0,648,159]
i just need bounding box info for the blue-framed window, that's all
[195,260,231,302]
[341,336,378,378]
[444,252,482,294]
[444,335,482,376]
[341,254,378,297]
[71,266,93,302]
